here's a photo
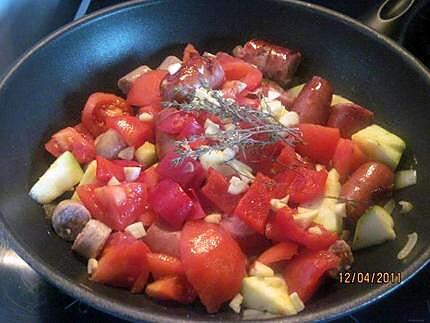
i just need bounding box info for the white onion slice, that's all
[398,201,414,214]
[395,170,417,189]
[397,232,418,260]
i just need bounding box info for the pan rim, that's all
[1,0,429,322]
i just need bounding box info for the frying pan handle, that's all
[360,0,416,42]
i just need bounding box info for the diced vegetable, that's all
[146,253,184,279]
[127,70,168,107]
[395,170,417,189]
[135,142,157,166]
[399,200,414,214]
[397,232,418,260]
[71,160,98,200]
[352,206,396,250]
[29,151,84,204]
[145,275,196,304]
[352,124,406,169]
[249,261,274,277]
[180,221,246,313]
[257,241,298,265]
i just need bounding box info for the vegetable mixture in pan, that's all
[29,40,417,316]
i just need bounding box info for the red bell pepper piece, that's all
[92,232,150,293]
[269,207,338,250]
[149,179,194,229]
[273,167,327,204]
[145,275,196,304]
[96,156,125,182]
[295,124,340,165]
[283,249,340,302]
[201,168,243,214]
[257,241,299,265]
[233,173,273,234]
[146,253,184,280]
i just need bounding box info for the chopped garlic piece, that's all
[228,176,249,195]
[200,147,236,173]
[249,261,274,277]
[267,89,281,101]
[279,111,299,127]
[270,195,289,211]
[125,222,146,239]
[204,118,220,135]
[107,176,121,186]
[118,146,135,160]
[204,213,222,224]
[289,292,305,312]
[294,209,319,229]
[138,112,153,122]
[124,166,141,182]
[167,62,182,75]
[229,293,244,313]
[226,159,254,182]
[87,258,98,275]
[308,226,322,235]
[315,164,325,171]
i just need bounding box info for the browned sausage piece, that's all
[117,65,152,94]
[72,219,112,259]
[233,39,302,86]
[340,162,394,221]
[143,221,181,258]
[291,76,333,125]
[327,240,353,278]
[327,103,374,138]
[161,54,225,102]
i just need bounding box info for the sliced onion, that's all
[397,232,418,260]
[395,170,417,190]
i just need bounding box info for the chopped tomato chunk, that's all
[106,115,153,147]
[180,221,246,313]
[333,139,368,183]
[127,70,168,107]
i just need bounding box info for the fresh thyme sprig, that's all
[163,87,302,164]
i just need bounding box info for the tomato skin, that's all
[106,115,154,147]
[94,183,148,231]
[233,173,273,234]
[149,179,194,230]
[332,139,368,183]
[92,232,150,292]
[257,241,298,265]
[296,124,340,166]
[147,253,184,280]
[96,156,125,182]
[156,152,206,190]
[283,249,340,303]
[76,184,104,219]
[216,52,262,90]
[45,126,96,163]
[273,167,327,204]
[127,70,168,107]
[146,275,196,304]
[180,221,246,313]
[201,168,243,214]
[269,207,338,250]
[82,92,132,137]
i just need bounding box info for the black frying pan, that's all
[0,0,429,322]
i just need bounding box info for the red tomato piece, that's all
[92,232,150,292]
[201,168,244,214]
[273,167,327,204]
[146,253,184,280]
[96,156,125,182]
[156,152,206,190]
[183,43,199,62]
[94,182,148,231]
[257,241,299,265]
[237,142,284,175]
[106,115,153,148]
[283,249,340,302]
[76,184,104,219]
[216,52,262,90]
[157,111,191,135]
[149,179,194,229]
[127,70,168,107]
[332,139,368,183]
[271,207,338,250]
[45,126,96,163]
[139,209,157,227]
[233,173,273,234]
[177,116,204,139]
[180,221,246,313]
[81,92,132,137]
[295,124,340,165]
[145,275,196,304]
[187,189,206,220]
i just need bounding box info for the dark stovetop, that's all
[1,1,429,322]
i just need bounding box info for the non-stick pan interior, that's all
[0,0,429,321]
